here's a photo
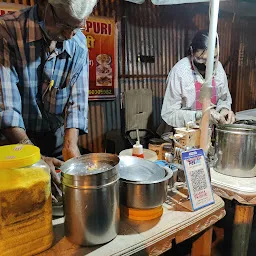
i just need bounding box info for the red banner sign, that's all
[84,17,116,101]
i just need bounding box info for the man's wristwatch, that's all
[18,138,34,145]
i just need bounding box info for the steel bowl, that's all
[119,156,165,182]
[119,156,173,209]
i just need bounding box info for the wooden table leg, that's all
[191,227,213,256]
[231,204,254,256]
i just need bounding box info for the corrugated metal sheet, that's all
[236,21,256,111]
[79,0,121,153]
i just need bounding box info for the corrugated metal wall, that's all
[79,0,122,153]
[233,18,256,111]
[1,0,256,152]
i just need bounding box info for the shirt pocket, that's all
[43,87,70,115]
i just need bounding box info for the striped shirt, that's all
[0,5,89,134]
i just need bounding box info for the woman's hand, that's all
[220,109,236,124]
[210,109,226,124]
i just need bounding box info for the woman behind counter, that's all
[160,30,235,131]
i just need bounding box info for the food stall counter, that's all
[39,194,225,256]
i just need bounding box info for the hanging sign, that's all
[0,3,26,15]
[83,16,116,101]
[182,149,214,211]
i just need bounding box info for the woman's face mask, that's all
[192,48,218,72]
[193,60,206,71]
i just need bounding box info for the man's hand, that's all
[41,155,64,187]
[62,144,80,161]
[220,108,236,124]
[63,128,80,161]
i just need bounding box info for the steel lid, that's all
[60,153,120,188]
[217,124,256,133]
[119,156,165,182]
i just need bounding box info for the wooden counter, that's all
[39,193,225,256]
[211,168,256,256]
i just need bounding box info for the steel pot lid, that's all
[217,124,256,133]
[119,156,165,182]
[60,153,119,188]
[61,153,119,176]
[234,120,256,126]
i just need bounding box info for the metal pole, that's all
[200,0,220,152]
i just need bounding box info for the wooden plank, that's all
[231,204,254,256]
[191,227,213,256]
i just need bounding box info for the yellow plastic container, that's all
[0,144,53,256]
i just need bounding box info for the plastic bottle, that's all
[132,141,144,158]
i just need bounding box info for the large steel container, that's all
[214,124,256,177]
[60,153,120,246]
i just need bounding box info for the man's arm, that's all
[63,51,89,161]
[2,127,29,143]
[0,35,63,185]
[62,128,80,161]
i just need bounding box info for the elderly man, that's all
[0,0,97,185]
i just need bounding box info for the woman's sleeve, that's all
[161,68,197,128]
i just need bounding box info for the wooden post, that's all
[191,227,213,256]
[231,204,254,256]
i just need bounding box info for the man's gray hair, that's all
[48,0,98,20]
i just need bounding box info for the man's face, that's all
[43,3,85,42]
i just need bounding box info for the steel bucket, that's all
[214,124,256,177]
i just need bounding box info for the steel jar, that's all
[60,153,120,246]
[214,124,256,177]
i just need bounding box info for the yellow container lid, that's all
[0,144,40,169]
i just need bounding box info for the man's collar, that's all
[63,40,72,57]
[26,5,43,43]
[26,5,72,58]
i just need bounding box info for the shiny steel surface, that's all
[120,167,173,209]
[61,153,120,246]
[61,153,119,187]
[214,124,256,177]
[119,156,165,182]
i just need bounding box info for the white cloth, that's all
[161,57,232,128]
[125,0,227,5]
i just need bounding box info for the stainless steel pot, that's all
[60,153,120,246]
[214,124,256,177]
[119,157,173,209]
